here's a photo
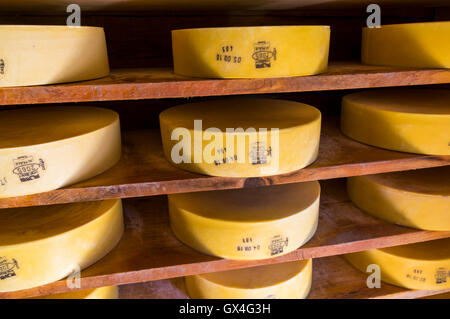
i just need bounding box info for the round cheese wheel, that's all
[0,199,124,292]
[186,259,312,299]
[172,26,330,78]
[35,286,119,299]
[347,167,450,231]
[168,181,320,260]
[362,22,450,68]
[344,238,450,291]
[0,106,121,198]
[341,89,450,155]
[0,25,109,87]
[160,98,321,177]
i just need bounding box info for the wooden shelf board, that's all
[118,256,450,299]
[1,118,448,209]
[1,63,450,106]
[2,179,449,299]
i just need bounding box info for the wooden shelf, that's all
[1,118,448,209]
[2,179,449,299]
[1,63,450,106]
[119,256,450,299]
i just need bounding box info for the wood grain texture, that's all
[1,63,450,105]
[0,118,448,209]
[2,179,449,299]
[118,256,450,299]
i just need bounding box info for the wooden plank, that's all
[118,256,450,299]
[1,118,448,209]
[2,179,449,299]
[1,63,450,105]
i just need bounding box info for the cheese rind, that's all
[344,238,450,290]
[34,286,119,299]
[0,25,109,87]
[341,89,450,155]
[0,106,121,198]
[362,22,450,68]
[160,98,321,177]
[347,167,450,231]
[0,199,124,292]
[172,26,330,78]
[186,259,312,299]
[168,182,320,260]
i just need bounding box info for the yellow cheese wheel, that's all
[160,98,321,177]
[0,106,121,198]
[186,259,312,299]
[168,181,320,260]
[172,26,330,78]
[34,286,119,299]
[0,25,109,87]
[0,199,123,292]
[341,89,450,155]
[362,22,450,68]
[345,238,450,291]
[347,167,450,231]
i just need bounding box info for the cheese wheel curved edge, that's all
[362,21,450,68]
[172,26,330,78]
[33,286,119,299]
[186,259,312,299]
[0,25,110,87]
[168,182,320,260]
[344,238,450,291]
[0,199,124,292]
[0,106,122,198]
[347,167,450,231]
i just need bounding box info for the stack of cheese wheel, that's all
[0,25,109,87]
[347,166,450,231]
[160,98,322,177]
[0,199,124,292]
[33,286,119,299]
[341,88,450,155]
[186,260,312,299]
[362,21,450,69]
[344,238,450,291]
[172,26,330,78]
[0,106,122,198]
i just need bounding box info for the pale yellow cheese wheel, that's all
[0,106,121,198]
[341,89,450,155]
[34,286,119,299]
[0,25,109,87]
[347,167,450,231]
[172,26,330,78]
[186,259,312,299]
[345,238,450,291]
[168,181,320,260]
[160,98,321,177]
[362,22,450,68]
[0,199,124,292]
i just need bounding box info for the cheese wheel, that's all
[347,167,450,231]
[341,89,450,155]
[34,286,119,299]
[172,26,330,78]
[0,199,124,292]
[168,181,320,260]
[362,22,450,68]
[0,25,109,87]
[160,98,321,177]
[344,238,450,291]
[186,259,312,299]
[0,106,121,198]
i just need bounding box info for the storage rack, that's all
[0,0,449,299]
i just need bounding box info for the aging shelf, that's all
[1,63,450,106]
[2,179,449,299]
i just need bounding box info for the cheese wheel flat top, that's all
[170,181,319,222]
[160,98,320,131]
[0,107,118,149]
[0,25,102,31]
[35,286,118,299]
[380,239,450,261]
